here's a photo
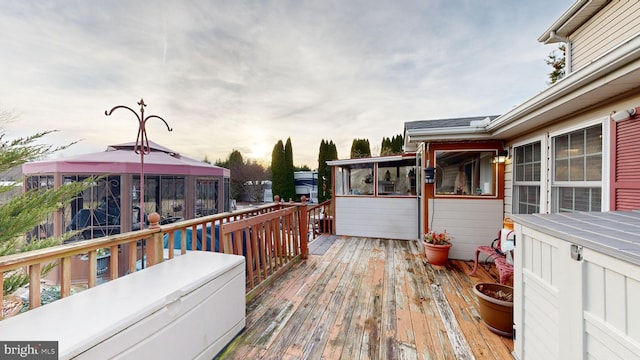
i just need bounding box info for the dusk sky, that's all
[0,1,571,168]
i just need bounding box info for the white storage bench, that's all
[0,251,245,359]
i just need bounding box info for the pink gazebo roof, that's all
[23,141,230,177]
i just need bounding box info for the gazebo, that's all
[23,141,230,242]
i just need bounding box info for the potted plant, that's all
[473,282,513,337]
[423,230,452,266]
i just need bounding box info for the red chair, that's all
[469,230,514,284]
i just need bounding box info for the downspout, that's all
[549,31,572,74]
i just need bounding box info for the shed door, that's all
[610,112,640,210]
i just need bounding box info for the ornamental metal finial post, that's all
[105,99,172,237]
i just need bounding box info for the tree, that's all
[318,139,338,203]
[271,140,286,201]
[283,138,296,201]
[546,44,566,84]
[294,165,311,171]
[241,160,269,202]
[227,150,245,200]
[380,134,403,156]
[216,150,269,202]
[350,138,371,158]
[0,120,91,295]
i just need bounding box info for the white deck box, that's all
[511,211,640,360]
[0,251,245,359]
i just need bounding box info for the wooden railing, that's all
[0,200,335,317]
[306,199,334,241]
[0,200,335,318]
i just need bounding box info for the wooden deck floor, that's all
[218,236,514,360]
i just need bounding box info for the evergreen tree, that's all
[318,139,338,202]
[227,149,245,200]
[270,140,285,201]
[350,138,371,158]
[318,140,328,202]
[0,126,91,295]
[546,44,566,84]
[393,134,403,154]
[381,134,404,155]
[283,138,296,201]
[381,137,390,156]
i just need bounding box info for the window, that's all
[332,158,416,196]
[348,165,374,195]
[435,150,496,196]
[196,178,219,216]
[513,141,541,214]
[377,159,416,196]
[552,124,602,212]
[25,175,55,241]
[333,164,374,196]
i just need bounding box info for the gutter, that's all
[549,31,572,74]
[487,32,640,135]
[537,0,593,42]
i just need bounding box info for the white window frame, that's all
[511,135,548,214]
[548,119,606,212]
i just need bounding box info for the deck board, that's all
[217,237,514,360]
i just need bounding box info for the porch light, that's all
[492,150,509,164]
[424,167,436,183]
[611,108,637,122]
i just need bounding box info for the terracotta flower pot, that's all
[423,242,451,266]
[473,283,513,337]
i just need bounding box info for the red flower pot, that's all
[423,242,451,266]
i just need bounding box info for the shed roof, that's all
[23,141,230,177]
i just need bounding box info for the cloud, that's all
[0,0,571,167]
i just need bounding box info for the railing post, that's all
[299,196,308,259]
[147,212,162,266]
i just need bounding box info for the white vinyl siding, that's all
[427,198,503,260]
[335,197,418,240]
[571,0,640,70]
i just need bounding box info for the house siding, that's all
[504,161,513,216]
[571,0,640,70]
[334,196,418,240]
[611,111,640,210]
[427,198,503,260]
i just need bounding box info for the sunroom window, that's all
[551,124,602,212]
[333,158,416,196]
[434,150,497,196]
[377,159,416,196]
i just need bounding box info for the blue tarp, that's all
[164,223,219,251]
[163,223,247,253]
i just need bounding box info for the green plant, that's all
[424,230,452,245]
[0,123,92,296]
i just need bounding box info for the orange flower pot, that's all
[473,283,513,337]
[423,242,451,266]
